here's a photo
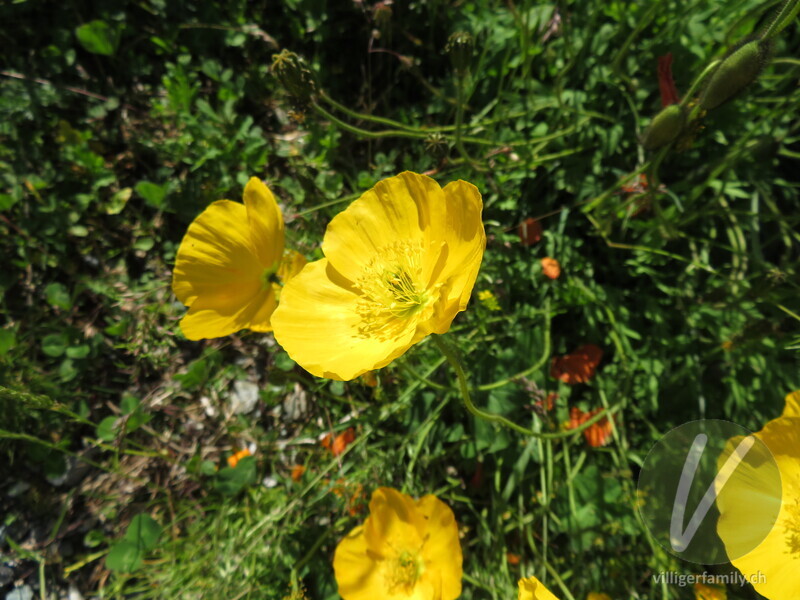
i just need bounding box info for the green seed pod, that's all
[641,104,687,150]
[700,40,771,110]
[271,50,318,103]
[446,32,474,77]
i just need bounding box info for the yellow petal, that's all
[719,398,800,599]
[333,525,384,600]
[172,200,263,307]
[364,488,426,556]
[271,259,418,380]
[781,390,800,418]
[322,172,439,283]
[243,177,284,269]
[416,495,462,600]
[179,286,277,339]
[423,179,485,331]
[517,576,560,600]
[276,249,308,295]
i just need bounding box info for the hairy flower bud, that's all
[700,39,771,110]
[446,31,474,77]
[641,104,687,150]
[271,50,318,103]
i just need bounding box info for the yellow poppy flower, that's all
[587,594,612,600]
[333,487,462,600]
[172,177,306,340]
[271,171,485,380]
[518,576,559,600]
[717,390,800,599]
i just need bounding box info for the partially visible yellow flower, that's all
[272,171,486,381]
[693,582,726,600]
[333,487,462,600]
[717,390,800,599]
[587,593,612,600]
[518,576,559,600]
[172,177,306,340]
[478,290,501,311]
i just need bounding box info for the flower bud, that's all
[424,132,448,161]
[641,104,686,150]
[271,50,318,103]
[700,39,771,110]
[446,32,474,77]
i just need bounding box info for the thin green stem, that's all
[432,335,620,439]
[478,299,551,391]
[679,59,722,107]
[763,0,800,39]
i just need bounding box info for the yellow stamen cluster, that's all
[385,549,425,593]
[355,241,430,339]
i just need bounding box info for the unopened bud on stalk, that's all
[700,39,771,110]
[424,132,448,161]
[641,104,687,150]
[271,50,318,103]
[446,32,474,77]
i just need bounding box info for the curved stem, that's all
[478,299,551,391]
[431,334,618,439]
[679,59,721,108]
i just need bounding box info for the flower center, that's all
[260,264,280,290]
[354,241,431,340]
[386,549,425,593]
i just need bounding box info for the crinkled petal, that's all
[364,488,425,556]
[271,259,417,380]
[333,525,384,600]
[244,177,284,269]
[719,393,800,599]
[322,172,440,284]
[179,287,276,339]
[518,576,560,600]
[416,495,462,600]
[172,200,263,308]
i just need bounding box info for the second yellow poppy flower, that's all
[172,177,306,340]
[272,171,486,380]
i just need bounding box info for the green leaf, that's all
[96,416,118,442]
[124,514,162,552]
[120,395,139,415]
[106,540,143,572]
[45,283,72,310]
[213,456,257,496]
[58,358,78,381]
[66,344,90,359]
[41,333,68,357]
[0,329,16,356]
[75,20,120,56]
[106,187,132,215]
[133,237,155,251]
[135,181,167,209]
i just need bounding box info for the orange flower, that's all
[291,464,306,482]
[535,392,557,412]
[568,407,614,447]
[227,448,252,468]
[517,217,542,246]
[321,427,357,457]
[541,257,561,279]
[331,478,367,516]
[550,344,603,384]
[506,552,521,565]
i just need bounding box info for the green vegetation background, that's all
[0,0,798,598]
